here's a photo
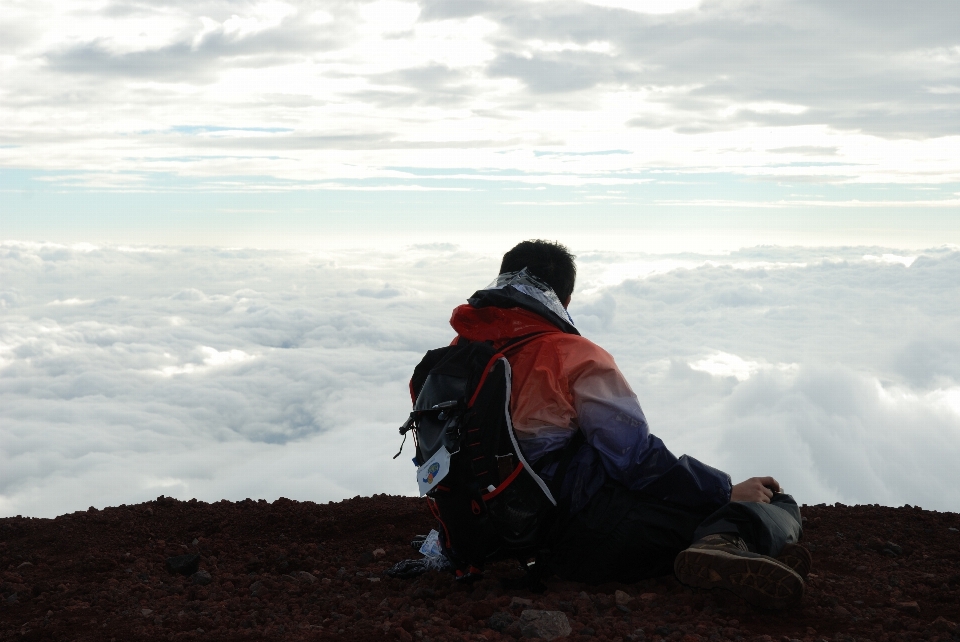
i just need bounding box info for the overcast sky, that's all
[2,0,959,248]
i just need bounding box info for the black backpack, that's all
[398,333,581,581]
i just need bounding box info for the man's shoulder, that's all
[533,332,617,367]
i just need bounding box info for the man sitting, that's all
[446,239,809,609]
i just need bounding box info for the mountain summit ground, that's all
[2,495,959,641]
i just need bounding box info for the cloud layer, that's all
[2,242,959,517]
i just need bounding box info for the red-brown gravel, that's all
[2,496,959,641]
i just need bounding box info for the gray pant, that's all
[695,492,802,554]
[549,484,803,584]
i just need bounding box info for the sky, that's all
[1,0,960,517]
[1,0,959,249]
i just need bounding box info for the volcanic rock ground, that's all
[2,496,959,642]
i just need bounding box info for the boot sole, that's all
[674,548,804,610]
[777,543,812,579]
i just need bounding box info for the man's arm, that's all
[568,347,733,510]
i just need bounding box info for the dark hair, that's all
[500,240,577,302]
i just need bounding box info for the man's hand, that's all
[731,476,781,503]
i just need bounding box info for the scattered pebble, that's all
[189,570,213,585]
[164,553,200,576]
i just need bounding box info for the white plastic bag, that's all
[418,529,443,558]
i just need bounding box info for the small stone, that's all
[17,562,33,570]
[368,577,381,582]
[510,597,533,609]
[191,538,199,546]
[141,609,153,617]
[295,571,317,584]
[896,601,921,616]
[639,592,657,601]
[165,554,200,576]
[834,605,850,616]
[948,527,958,532]
[519,610,572,641]
[615,590,634,606]
[190,570,213,586]
[372,548,386,559]
[932,616,957,632]
[865,536,885,551]
[249,580,266,596]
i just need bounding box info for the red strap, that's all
[467,352,504,407]
[426,497,452,549]
[466,333,549,408]
[481,463,523,501]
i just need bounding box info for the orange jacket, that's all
[448,282,732,513]
[450,303,646,464]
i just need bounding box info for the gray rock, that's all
[519,610,572,640]
[249,580,266,596]
[615,590,633,606]
[510,596,533,608]
[190,570,213,586]
[295,571,317,584]
[487,612,515,632]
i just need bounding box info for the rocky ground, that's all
[2,495,959,642]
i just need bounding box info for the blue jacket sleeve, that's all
[575,389,732,511]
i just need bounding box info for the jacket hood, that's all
[452,269,580,339]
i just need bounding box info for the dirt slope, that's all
[2,496,959,641]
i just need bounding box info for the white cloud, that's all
[689,352,764,381]
[863,253,917,267]
[581,0,701,14]
[2,242,959,517]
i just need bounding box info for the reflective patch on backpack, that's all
[417,446,451,496]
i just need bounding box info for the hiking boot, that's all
[776,543,812,579]
[674,534,804,610]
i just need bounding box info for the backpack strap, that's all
[465,331,550,408]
